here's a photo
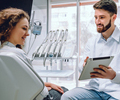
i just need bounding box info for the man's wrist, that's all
[111,71,116,80]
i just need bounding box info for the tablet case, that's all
[79,56,114,80]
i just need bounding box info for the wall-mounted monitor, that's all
[0,0,33,17]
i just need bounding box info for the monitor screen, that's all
[0,0,33,17]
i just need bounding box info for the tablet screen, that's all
[79,56,114,80]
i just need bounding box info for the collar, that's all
[2,41,16,48]
[111,26,120,42]
[97,26,120,43]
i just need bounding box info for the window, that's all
[51,6,76,41]
[50,1,120,89]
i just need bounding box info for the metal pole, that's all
[47,0,50,34]
[46,0,50,82]
[76,0,80,87]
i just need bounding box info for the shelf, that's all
[34,69,74,78]
[34,56,77,60]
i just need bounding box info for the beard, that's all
[97,19,111,33]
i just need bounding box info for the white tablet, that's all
[79,56,114,80]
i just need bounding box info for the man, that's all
[61,0,120,100]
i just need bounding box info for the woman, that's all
[0,8,68,100]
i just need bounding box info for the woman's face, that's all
[8,18,29,46]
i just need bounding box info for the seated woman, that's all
[0,7,68,100]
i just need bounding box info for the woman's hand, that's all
[45,82,64,94]
[90,65,116,80]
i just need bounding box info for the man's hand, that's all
[83,56,89,67]
[90,65,116,80]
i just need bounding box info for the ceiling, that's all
[32,0,98,9]
[33,0,119,10]
[51,0,98,4]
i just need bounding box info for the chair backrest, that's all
[0,52,44,100]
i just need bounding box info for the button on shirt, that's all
[0,42,49,99]
[79,26,120,99]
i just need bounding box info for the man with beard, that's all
[61,0,120,100]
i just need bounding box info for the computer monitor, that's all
[0,0,33,17]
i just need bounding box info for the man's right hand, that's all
[83,56,89,67]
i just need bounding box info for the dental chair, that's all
[0,52,44,100]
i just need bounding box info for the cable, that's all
[27,35,37,54]
[31,31,52,61]
[28,11,35,54]
[28,32,32,51]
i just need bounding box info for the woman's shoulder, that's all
[0,45,25,56]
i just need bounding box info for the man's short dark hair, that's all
[93,0,117,16]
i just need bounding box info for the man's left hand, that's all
[90,65,116,80]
